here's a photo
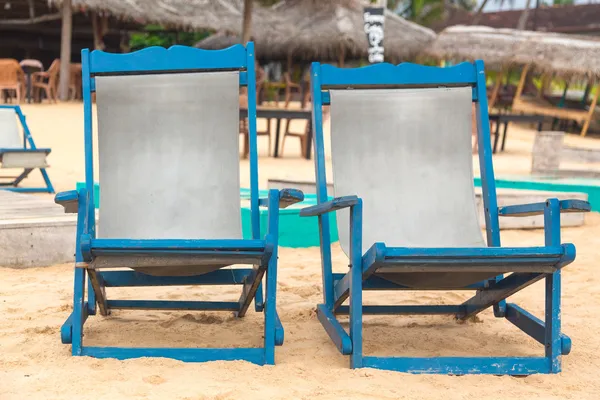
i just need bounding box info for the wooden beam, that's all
[58,0,72,101]
[0,13,62,25]
[513,64,530,106]
[91,11,107,50]
[488,69,504,109]
[581,83,600,137]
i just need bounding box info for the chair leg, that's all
[299,133,308,159]
[243,132,249,159]
[280,133,288,157]
[349,203,363,369]
[279,119,290,157]
[545,271,562,373]
[71,267,86,356]
[284,88,291,109]
[268,133,272,157]
[87,276,97,315]
[263,244,278,365]
[39,168,55,193]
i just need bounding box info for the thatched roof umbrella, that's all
[424,25,530,71]
[51,0,276,34]
[263,0,436,64]
[513,31,600,81]
[195,32,242,50]
[426,25,600,80]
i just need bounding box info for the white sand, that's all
[2,103,600,399]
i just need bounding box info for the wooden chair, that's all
[0,59,25,103]
[69,63,82,100]
[263,80,286,107]
[32,59,60,103]
[240,104,272,158]
[256,64,266,105]
[241,65,272,158]
[0,105,54,192]
[279,107,327,158]
[55,43,303,364]
[283,72,301,108]
[301,60,590,375]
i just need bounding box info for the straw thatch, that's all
[264,0,436,62]
[195,32,242,50]
[426,25,600,80]
[50,0,276,33]
[425,25,528,70]
[514,32,600,81]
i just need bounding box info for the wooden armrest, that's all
[300,196,359,217]
[258,189,305,209]
[55,190,79,213]
[499,199,591,217]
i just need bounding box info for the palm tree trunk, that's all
[241,0,253,44]
[472,0,490,24]
[516,0,533,30]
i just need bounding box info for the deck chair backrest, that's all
[0,108,22,149]
[330,87,484,255]
[84,45,260,240]
[311,61,500,256]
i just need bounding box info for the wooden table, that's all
[489,113,545,154]
[240,106,313,159]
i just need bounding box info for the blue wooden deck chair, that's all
[54,43,302,364]
[0,105,54,193]
[300,60,591,375]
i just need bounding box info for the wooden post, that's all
[581,83,600,137]
[241,0,253,44]
[338,44,345,68]
[58,0,72,101]
[488,68,504,109]
[91,12,108,50]
[514,64,530,104]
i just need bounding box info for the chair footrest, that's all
[360,245,575,289]
[374,246,569,274]
[86,239,271,276]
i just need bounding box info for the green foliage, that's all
[399,0,476,25]
[129,24,211,51]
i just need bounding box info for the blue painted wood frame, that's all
[59,43,281,365]
[0,105,54,193]
[308,60,582,375]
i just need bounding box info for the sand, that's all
[2,103,600,399]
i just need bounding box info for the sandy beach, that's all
[2,103,600,399]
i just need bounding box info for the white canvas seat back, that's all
[95,72,242,240]
[0,108,22,149]
[330,86,485,257]
[0,108,48,168]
